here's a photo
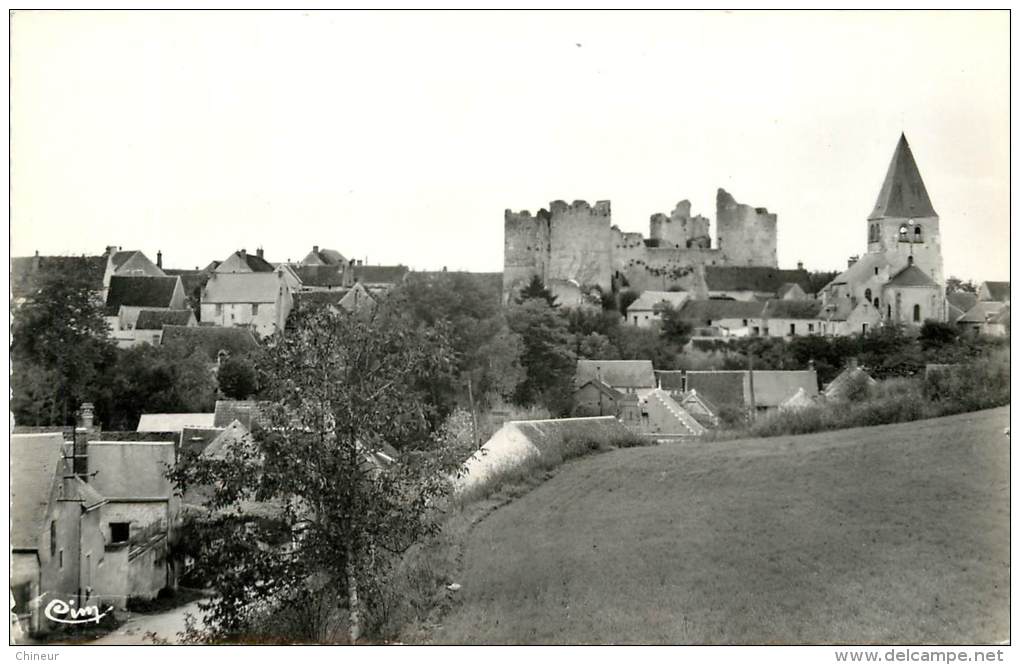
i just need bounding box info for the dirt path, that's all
[89,600,205,645]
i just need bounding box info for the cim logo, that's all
[43,597,111,625]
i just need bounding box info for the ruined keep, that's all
[503,188,779,304]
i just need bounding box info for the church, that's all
[820,134,947,335]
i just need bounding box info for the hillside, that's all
[433,407,1010,644]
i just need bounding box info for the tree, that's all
[217,356,259,399]
[516,275,558,308]
[919,319,959,351]
[462,316,526,405]
[11,269,115,425]
[506,299,576,413]
[170,303,461,643]
[946,276,977,294]
[655,303,694,347]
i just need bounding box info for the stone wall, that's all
[649,200,712,249]
[546,200,613,291]
[503,208,551,303]
[716,188,778,267]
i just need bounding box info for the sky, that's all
[10,10,1010,281]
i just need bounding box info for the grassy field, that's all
[431,407,1009,645]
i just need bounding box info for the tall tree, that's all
[516,275,559,308]
[11,269,115,424]
[506,299,576,413]
[170,303,461,643]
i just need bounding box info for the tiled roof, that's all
[111,250,139,270]
[705,266,812,294]
[827,253,890,287]
[869,134,937,220]
[628,290,689,312]
[88,441,176,500]
[293,264,345,288]
[202,271,286,303]
[749,370,819,408]
[981,281,1010,303]
[164,268,213,296]
[885,264,937,288]
[204,420,251,459]
[214,400,267,429]
[677,299,765,323]
[105,275,180,314]
[180,427,224,458]
[990,305,1010,326]
[352,265,409,285]
[946,292,978,314]
[137,413,216,432]
[654,370,685,391]
[685,371,746,410]
[957,301,1005,324]
[135,309,195,330]
[11,254,107,300]
[300,248,347,266]
[11,434,65,550]
[576,359,656,389]
[160,325,258,360]
[762,299,824,319]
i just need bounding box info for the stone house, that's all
[575,359,657,400]
[759,299,826,338]
[201,267,296,338]
[128,308,197,347]
[978,281,1010,304]
[957,301,1010,336]
[625,290,690,327]
[675,299,767,337]
[104,275,187,347]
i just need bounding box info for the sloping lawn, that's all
[434,407,1009,644]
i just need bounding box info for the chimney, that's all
[847,357,858,369]
[257,247,264,259]
[32,250,40,271]
[79,402,94,431]
[74,402,95,478]
[240,249,247,261]
[156,250,163,268]
[313,245,319,254]
[797,261,803,271]
[907,255,914,267]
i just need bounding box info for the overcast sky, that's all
[10,10,1010,281]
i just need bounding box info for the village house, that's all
[129,309,197,347]
[137,413,217,433]
[685,369,819,416]
[704,265,813,301]
[201,250,298,337]
[625,290,690,327]
[159,324,259,364]
[978,281,1010,305]
[104,275,188,347]
[823,361,878,401]
[674,299,766,337]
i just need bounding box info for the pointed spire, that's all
[869,133,937,220]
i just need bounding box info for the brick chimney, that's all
[239,249,247,261]
[156,250,163,268]
[313,245,319,254]
[797,261,803,271]
[256,247,264,259]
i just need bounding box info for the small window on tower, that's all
[913,304,921,322]
[914,226,922,241]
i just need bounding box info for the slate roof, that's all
[216,251,276,273]
[214,400,267,429]
[981,281,1010,303]
[293,264,346,288]
[180,427,227,458]
[776,283,805,299]
[135,309,195,330]
[704,266,812,294]
[677,299,765,323]
[685,371,746,410]
[957,301,1006,324]
[11,254,108,300]
[352,265,409,285]
[947,292,978,314]
[137,413,216,432]
[105,275,180,314]
[164,268,213,296]
[300,248,347,266]
[750,370,819,408]
[202,271,286,303]
[828,253,890,287]
[869,134,937,220]
[111,250,141,270]
[576,359,656,389]
[885,264,937,288]
[762,299,824,319]
[88,441,176,500]
[160,325,258,360]
[11,434,65,550]
[628,290,690,312]
[654,370,685,391]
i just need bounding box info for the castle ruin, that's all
[503,188,779,304]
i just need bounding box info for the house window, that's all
[913,304,921,322]
[59,549,63,569]
[862,323,868,334]
[110,522,130,544]
[874,267,879,276]
[864,288,872,302]
[762,327,769,336]
[50,520,56,556]
[789,323,796,336]
[752,326,760,336]
[808,323,814,333]
[742,319,748,326]
[252,303,260,316]
[914,226,923,241]
[873,298,879,308]
[887,304,892,319]
[215,304,223,316]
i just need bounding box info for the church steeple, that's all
[869,133,937,220]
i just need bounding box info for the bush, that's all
[923,349,1010,414]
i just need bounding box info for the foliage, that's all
[505,299,577,415]
[516,275,558,308]
[946,276,977,294]
[919,320,960,351]
[217,356,260,399]
[11,268,116,425]
[168,303,463,643]
[922,348,1010,414]
[654,303,695,347]
[618,289,640,317]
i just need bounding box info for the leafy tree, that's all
[919,319,959,351]
[618,289,640,317]
[462,315,526,405]
[610,325,681,370]
[576,332,620,360]
[655,303,695,347]
[506,299,576,413]
[170,303,461,643]
[217,356,259,399]
[11,269,116,425]
[946,276,977,294]
[516,275,558,308]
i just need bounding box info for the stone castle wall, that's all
[715,188,778,267]
[546,200,613,290]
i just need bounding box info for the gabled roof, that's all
[885,264,937,288]
[869,134,937,220]
[980,281,1010,303]
[164,268,213,296]
[828,253,890,287]
[352,265,409,285]
[160,324,259,360]
[88,441,176,500]
[575,378,624,401]
[677,299,765,323]
[11,434,65,550]
[204,420,251,459]
[137,413,216,432]
[180,427,224,458]
[11,254,108,300]
[957,301,1005,324]
[748,370,819,408]
[292,264,346,288]
[705,266,812,294]
[105,275,180,314]
[628,290,689,313]
[202,271,287,303]
[947,292,978,314]
[575,359,656,389]
[111,250,140,270]
[685,371,746,410]
[780,387,815,411]
[214,400,267,429]
[823,365,877,400]
[300,248,347,266]
[215,251,276,273]
[762,299,824,319]
[654,370,685,391]
[135,309,195,330]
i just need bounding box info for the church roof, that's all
[869,134,937,220]
[885,264,937,288]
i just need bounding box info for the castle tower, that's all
[866,133,944,286]
[715,189,778,267]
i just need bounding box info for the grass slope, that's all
[434,407,1009,645]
